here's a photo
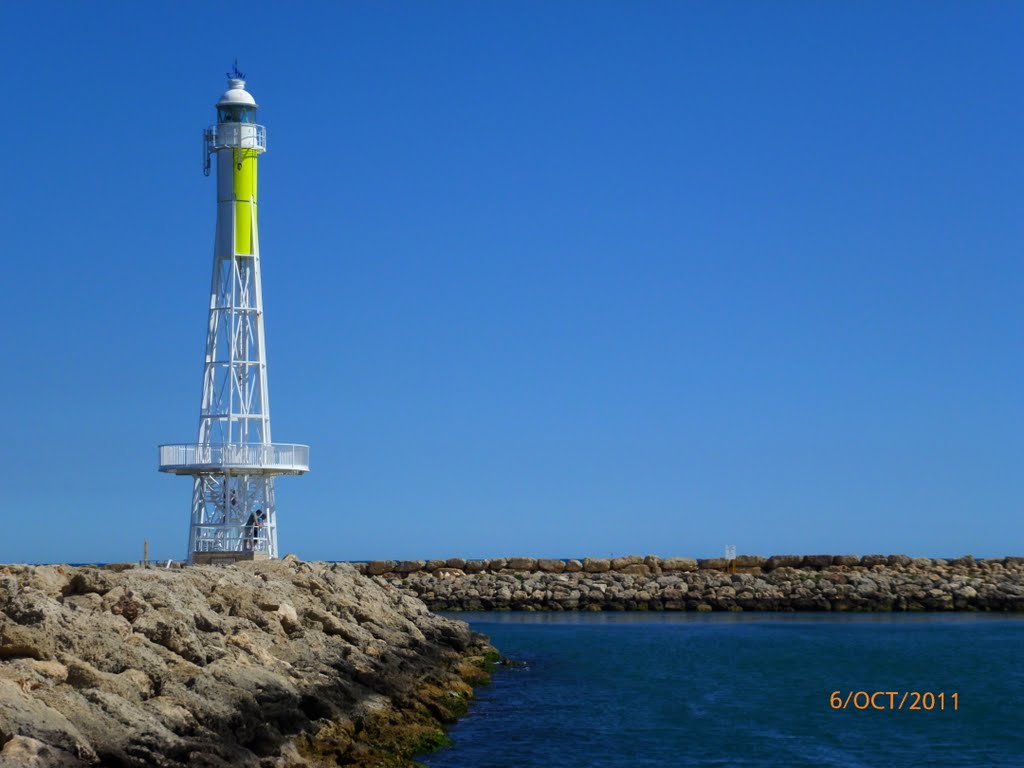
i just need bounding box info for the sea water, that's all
[420,613,1023,767]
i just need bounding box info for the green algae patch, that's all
[296,644,498,766]
[411,727,452,754]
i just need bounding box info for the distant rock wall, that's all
[0,560,496,767]
[355,555,1024,612]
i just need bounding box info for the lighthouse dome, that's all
[216,78,257,108]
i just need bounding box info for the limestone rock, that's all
[0,562,494,767]
[662,558,697,572]
[619,564,651,576]
[832,555,860,567]
[801,555,834,569]
[364,560,395,576]
[395,560,426,574]
[734,555,766,568]
[275,602,301,633]
[386,553,1024,613]
[0,680,96,762]
[611,556,643,571]
[0,622,55,662]
[699,558,729,570]
[762,555,799,570]
[0,735,87,768]
[537,559,566,573]
[505,557,536,571]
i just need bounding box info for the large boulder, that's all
[0,735,88,768]
[611,556,643,571]
[364,560,396,576]
[764,555,803,571]
[619,564,651,576]
[948,555,977,568]
[506,557,536,571]
[734,555,766,568]
[661,558,697,572]
[0,622,56,662]
[801,555,834,569]
[537,559,566,573]
[699,558,729,570]
[0,680,96,762]
[395,560,426,574]
[832,555,860,567]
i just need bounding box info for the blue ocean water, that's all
[421,613,1024,768]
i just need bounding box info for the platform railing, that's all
[192,525,270,553]
[158,443,309,473]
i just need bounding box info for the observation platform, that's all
[158,443,309,475]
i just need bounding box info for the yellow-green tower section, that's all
[235,149,257,254]
[220,147,259,255]
[209,76,265,259]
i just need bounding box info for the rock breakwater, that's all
[0,560,495,767]
[357,555,1024,612]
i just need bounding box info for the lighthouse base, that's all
[191,551,270,566]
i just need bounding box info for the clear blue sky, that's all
[1,2,1020,563]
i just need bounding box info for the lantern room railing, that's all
[207,122,266,150]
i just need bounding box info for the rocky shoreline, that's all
[358,554,1024,612]
[0,559,496,767]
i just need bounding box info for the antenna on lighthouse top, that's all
[227,59,246,81]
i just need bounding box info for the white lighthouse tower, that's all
[159,69,309,565]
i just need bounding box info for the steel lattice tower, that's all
[159,71,309,564]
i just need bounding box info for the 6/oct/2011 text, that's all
[830,691,959,711]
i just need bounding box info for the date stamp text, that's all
[829,691,959,711]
